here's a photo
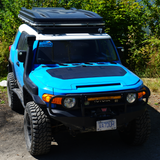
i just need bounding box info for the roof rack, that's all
[18,7,105,34]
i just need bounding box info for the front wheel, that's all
[119,109,151,145]
[24,102,52,155]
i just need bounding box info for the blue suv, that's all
[7,7,151,156]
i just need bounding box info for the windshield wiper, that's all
[86,60,107,63]
[41,61,70,66]
[86,60,117,64]
[63,61,82,63]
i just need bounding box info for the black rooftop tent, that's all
[18,7,105,34]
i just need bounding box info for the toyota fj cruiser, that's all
[7,7,151,156]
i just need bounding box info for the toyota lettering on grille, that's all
[94,99,111,103]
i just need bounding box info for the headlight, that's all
[126,93,136,103]
[63,97,76,108]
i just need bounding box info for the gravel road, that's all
[0,94,160,160]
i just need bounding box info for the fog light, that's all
[126,93,136,103]
[63,98,76,108]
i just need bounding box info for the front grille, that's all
[83,94,125,108]
[76,93,126,117]
[48,89,148,118]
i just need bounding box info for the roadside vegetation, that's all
[0,0,160,77]
[0,76,7,104]
[142,78,160,93]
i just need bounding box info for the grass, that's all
[0,76,7,103]
[0,76,7,82]
[0,100,5,104]
[142,78,160,93]
[0,76,7,90]
[0,86,7,93]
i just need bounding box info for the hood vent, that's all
[76,83,121,89]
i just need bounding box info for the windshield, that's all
[35,39,118,64]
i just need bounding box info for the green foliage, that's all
[0,42,9,77]
[133,36,160,77]
[0,0,160,77]
[0,0,62,77]
[142,0,160,36]
[0,100,5,104]
[0,0,21,43]
[62,0,148,66]
[0,0,61,43]
[0,76,7,82]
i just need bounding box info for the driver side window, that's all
[17,32,28,51]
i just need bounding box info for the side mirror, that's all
[18,50,27,62]
[117,47,124,59]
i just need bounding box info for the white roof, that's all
[19,24,111,40]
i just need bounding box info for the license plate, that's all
[96,119,117,131]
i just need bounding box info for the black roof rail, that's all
[18,7,105,34]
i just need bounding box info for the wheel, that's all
[24,101,52,155]
[119,109,151,145]
[7,72,22,111]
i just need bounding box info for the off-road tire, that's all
[7,72,22,111]
[119,109,151,145]
[24,101,52,155]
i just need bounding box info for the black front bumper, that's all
[47,90,149,131]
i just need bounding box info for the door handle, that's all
[16,61,20,67]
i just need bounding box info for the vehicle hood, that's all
[30,63,140,91]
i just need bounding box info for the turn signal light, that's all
[138,91,146,99]
[42,94,62,105]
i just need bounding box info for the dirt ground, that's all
[1,91,160,160]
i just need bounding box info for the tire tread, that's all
[119,109,151,145]
[7,72,22,110]
[24,102,52,155]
